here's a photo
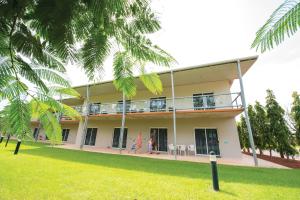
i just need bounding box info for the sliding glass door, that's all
[85,128,97,146]
[150,128,168,152]
[62,129,70,142]
[195,128,220,155]
[112,128,128,148]
[193,93,215,110]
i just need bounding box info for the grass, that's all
[0,141,300,200]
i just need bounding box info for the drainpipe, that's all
[80,85,90,149]
[236,60,258,166]
[119,92,126,154]
[171,69,177,160]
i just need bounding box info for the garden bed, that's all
[243,152,300,168]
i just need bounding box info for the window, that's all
[89,103,101,115]
[116,100,131,113]
[193,93,215,110]
[85,128,97,146]
[195,128,220,155]
[33,128,39,139]
[62,129,70,142]
[150,97,166,112]
[112,128,128,148]
[150,128,168,152]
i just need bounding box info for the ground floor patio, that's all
[56,143,288,169]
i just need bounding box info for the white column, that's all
[75,85,90,148]
[236,60,258,166]
[171,69,177,160]
[119,92,126,153]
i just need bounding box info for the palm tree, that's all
[1,0,174,153]
[252,0,300,52]
[112,51,165,153]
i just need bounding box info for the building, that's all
[31,56,258,158]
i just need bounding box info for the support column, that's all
[236,60,258,166]
[119,92,126,154]
[75,85,89,148]
[171,69,177,160]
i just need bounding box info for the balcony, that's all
[68,92,243,119]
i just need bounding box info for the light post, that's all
[5,134,10,147]
[210,151,219,191]
[14,139,21,155]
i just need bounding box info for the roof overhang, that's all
[63,55,258,105]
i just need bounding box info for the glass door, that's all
[62,129,70,141]
[193,93,215,110]
[85,128,97,146]
[195,129,208,154]
[150,128,168,152]
[195,128,219,155]
[112,128,128,148]
[33,128,39,139]
[206,129,220,155]
[150,97,166,112]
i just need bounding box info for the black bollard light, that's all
[5,134,10,147]
[0,136,4,143]
[14,140,22,155]
[210,151,219,191]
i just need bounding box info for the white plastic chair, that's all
[168,144,175,155]
[178,145,187,156]
[187,145,195,156]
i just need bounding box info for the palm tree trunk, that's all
[269,149,272,157]
[0,135,4,143]
[5,134,10,147]
[119,92,126,154]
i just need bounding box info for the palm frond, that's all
[6,97,32,137]
[81,31,111,80]
[16,56,48,93]
[29,63,71,88]
[61,104,81,120]
[0,56,14,76]
[0,79,28,100]
[140,72,163,95]
[121,34,175,67]
[113,51,137,97]
[39,110,62,144]
[252,0,300,52]
[47,86,81,98]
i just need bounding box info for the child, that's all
[148,138,153,154]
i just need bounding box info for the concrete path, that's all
[56,144,289,169]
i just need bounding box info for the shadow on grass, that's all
[12,141,300,189]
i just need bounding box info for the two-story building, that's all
[31,56,257,158]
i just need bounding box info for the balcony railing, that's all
[82,92,242,115]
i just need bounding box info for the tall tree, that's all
[254,101,270,155]
[252,0,300,52]
[265,89,293,158]
[237,115,250,152]
[290,92,300,145]
[248,104,267,155]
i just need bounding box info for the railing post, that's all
[236,60,258,166]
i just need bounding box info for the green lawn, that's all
[0,141,299,200]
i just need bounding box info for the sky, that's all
[66,0,300,109]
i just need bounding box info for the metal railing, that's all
[84,92,242,115]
